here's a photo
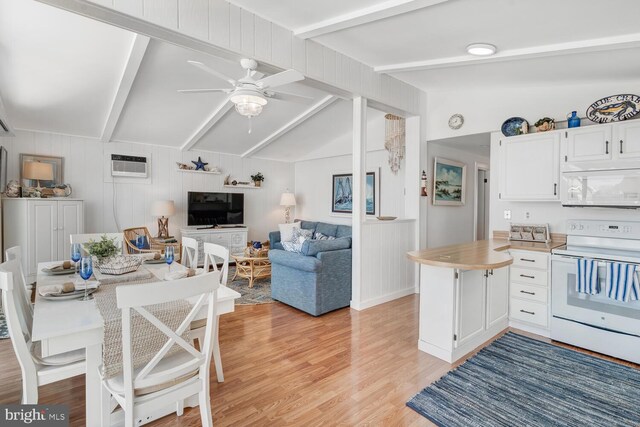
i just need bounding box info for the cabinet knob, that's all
[605,140,609,154]
[520,309,535,315]
[620,139,624,154]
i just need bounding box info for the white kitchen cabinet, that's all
[486,266,509,329]
[614,120,640,159]
[508,249,551,336]
[419,264,510,363]
[564,125,612,163]
[454,269,486,348]
[3,198,84,282]
[181,227,248,266]
[498,132,560,201]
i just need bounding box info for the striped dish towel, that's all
[576,258,600,295]
[605,262,640,302]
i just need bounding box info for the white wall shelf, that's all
[177,168,221,175]
[223,184,261,189]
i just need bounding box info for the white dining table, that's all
[31,260,240,426]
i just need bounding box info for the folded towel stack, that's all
[605,262,640,302]
[576,258,600,295]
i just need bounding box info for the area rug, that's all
[407,332,640,427]
[0,309,8,339]
[225,266,274,305]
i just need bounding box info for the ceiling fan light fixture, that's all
[466,43,497,56]
[230,91,268,118]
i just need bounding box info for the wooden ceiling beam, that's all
[241,95,338,158]
[294,0,448,39]
[101,34,150,143]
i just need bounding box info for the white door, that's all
[454,269,486,348]
[614,121,640,159]
[58,201,83,261]
[28,201,57,276]
[565,125,612,163]
[486,267,509,329]
[499,133,560,201]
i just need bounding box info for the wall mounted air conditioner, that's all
[111,154,149,178]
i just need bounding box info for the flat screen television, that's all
[187,192,244,226]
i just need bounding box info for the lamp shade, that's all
[280,192,296,207]
[23,161,53,181]
[151,200,175,217]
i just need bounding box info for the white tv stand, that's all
[180,226,248,266]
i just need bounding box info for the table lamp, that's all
[279,191,296,224]
[151,200,176,238]
[23,161,53,195]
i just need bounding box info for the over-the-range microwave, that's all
[561,168,640,208]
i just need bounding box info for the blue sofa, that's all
[268,221,352,316]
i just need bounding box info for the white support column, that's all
[351,96,367,310]
[405,115,421,292]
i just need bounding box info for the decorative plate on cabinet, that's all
[501,117,529,137]
[586,94,640,123]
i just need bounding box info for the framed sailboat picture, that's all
[332,172,375,215]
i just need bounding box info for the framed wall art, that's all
[433,157,466,206]
[332,172,376,215]
[20,154,63,189]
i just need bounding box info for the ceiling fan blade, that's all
[187,60,236,86]
[250,70,264,80]
[267,90,314,104]
[256,69,304,89]
[177,88,233,94]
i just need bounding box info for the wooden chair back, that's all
[3,248,33,331]
[181,237,199,269]
[203,242,229,287]
[0,259,37,383]
[115,273,219,422]
[122,227,152,254]
[70,233,124,256]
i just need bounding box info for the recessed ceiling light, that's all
[466,43,497,56]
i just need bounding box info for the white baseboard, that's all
[351,286,415,311]
[509,320,551,338]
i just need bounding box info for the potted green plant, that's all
[250,172,264,187]
[86,235,120,265]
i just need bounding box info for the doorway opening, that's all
[474,163,490,241]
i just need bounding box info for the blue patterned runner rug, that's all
[407,332,640,427]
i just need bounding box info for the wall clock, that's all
[448,114,464,130]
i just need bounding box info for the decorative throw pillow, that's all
[293,228,314,241]
[278,222,301,243]
[282,240,302,253]
[314,232,336,241]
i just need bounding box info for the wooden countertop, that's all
[407,239,565,270]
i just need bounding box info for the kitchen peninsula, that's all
[408,237,564,363]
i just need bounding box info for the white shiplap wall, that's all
[38,0,423,115]
[2,130,294,241]
[359,220,416,309]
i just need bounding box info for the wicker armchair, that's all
[122,227,181,256]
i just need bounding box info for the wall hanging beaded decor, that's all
[384,113,405,175]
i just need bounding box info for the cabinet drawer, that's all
[510,282,547,304]
[510,299,548,327]
[510,266,548,287]
[511,251,548,269]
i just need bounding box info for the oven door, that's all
[551,254,640,337]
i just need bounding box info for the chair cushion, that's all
[300,237,351,257]
[336,225,352,238]
[30,341,85,366]
[104,351,200,397]
[299,221,318,232]
[315,223,338,237]
[129,236,150,250]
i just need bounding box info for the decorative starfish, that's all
[192,156,208,171]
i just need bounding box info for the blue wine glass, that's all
[165,246,174,273]
[79,256,93,301]
[136,235,146,252]
[71,243,82,280]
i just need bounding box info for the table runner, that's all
[93,269,192,379]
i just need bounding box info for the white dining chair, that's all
[5,246,33,314]
[100,273,220,427]
[181,236,199,269]
[0,259,85,404]
[70,233,124,255]
[190,242,229,382]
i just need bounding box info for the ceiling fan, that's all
[179,58,313,131]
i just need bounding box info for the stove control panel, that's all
[567,220,640,239]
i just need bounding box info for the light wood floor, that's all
[0,295,637,426]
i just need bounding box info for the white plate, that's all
[144,258,166,264]
[41,268,75,276]
[41,288,97,301]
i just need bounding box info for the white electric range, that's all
[551,219,640,364]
